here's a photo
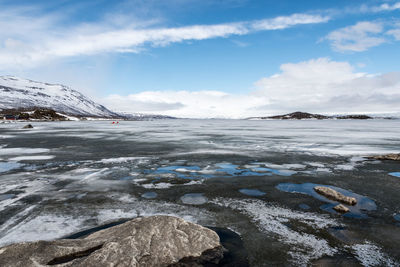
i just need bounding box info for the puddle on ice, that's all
[389,172,400,178]
[0,162,23,173]
[146,162,297,182]
[141,192,158,199]
[0,194,15,201]
[180,193,208,205]
[299,204,310,210]
[239,189,266,197]
[276,182,377,218]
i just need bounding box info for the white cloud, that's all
[102,91,265,119]
[101,58,400,118]
[361,2,400,13]
[251,13,329,30]
[387,28,400,40]
[324,21,386,52]
[0,5,329,68]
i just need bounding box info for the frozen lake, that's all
[1,119,400,266]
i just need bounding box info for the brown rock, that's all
[0,216,223,267]
[314,186,357,206]
[333,204,350,213]
[367,154,400,161]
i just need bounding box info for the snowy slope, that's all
[0,76,119,117]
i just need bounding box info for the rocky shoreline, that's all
[247,111,396,120]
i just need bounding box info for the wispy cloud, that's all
[324,21,386,52]
[360,2,400,13]
[387,23,400,40]
[0,4,329,68]
[251,14,329,30]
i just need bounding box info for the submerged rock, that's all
[367,153,400,161]
[314,186,357,206]
[333,204,350,213]
[22,124,33,129]
[0,216,223,267]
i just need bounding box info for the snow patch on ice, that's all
[211,198,340,266]
[9,155,54,161]
[100,157,148,164]
[0,212,87,246]
[80,168,109,182]
[141,182,172,189]
[0,148,50,155]
[335,164,355,171]
[352,242,398,267]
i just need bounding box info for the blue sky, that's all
[0,0,400,117]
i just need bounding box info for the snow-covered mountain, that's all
[0,76,119,118]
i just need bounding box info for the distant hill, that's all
[247,111,374,120]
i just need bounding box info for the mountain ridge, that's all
[0,76,119,118]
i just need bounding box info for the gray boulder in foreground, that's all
[314,186,357,206]
[0,216,223,267]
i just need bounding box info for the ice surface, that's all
[239,189,266,196]
[211,198,340,265]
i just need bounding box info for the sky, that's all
[0,0,400,118]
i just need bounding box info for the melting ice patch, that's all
[141,182,173,189]
[352,242,398,267]
[181,193,208,205]
[80,168,109,183]
[100,157,149,164]
[211,198,340,266]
